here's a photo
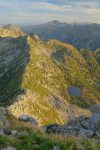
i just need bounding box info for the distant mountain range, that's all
[21,20,100,51]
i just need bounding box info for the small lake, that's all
[67,86,81,97]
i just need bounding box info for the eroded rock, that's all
[45,112,100,139]
[2,146,16,150]
[19,115,38,126]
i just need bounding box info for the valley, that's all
[0,24,100,150]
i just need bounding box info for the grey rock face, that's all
[89,105,100,114]
[30,33,39,42]
[2,146,16,150]
[44,124,60,134]
[19,115,38,125]
[19,115,29,121]
[79,129,95,138]
[45,110,100,139]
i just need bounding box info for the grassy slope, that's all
[0,114,99,150]
[0,36,29,105]
[21,37,100,106]
[9,35,99,125]
[0,34,99,125]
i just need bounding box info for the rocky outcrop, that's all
[8,90,91,126]
[0,25,25,37]
[19,114,38,126]
[45,107,100,140]
[30,33,40,42]
[89,105,100,114]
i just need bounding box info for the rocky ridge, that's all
[0,25,100,126]
[0,25,25,37]
[45,112,100,140]
[0,25,100,149]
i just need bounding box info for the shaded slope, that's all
[0,36,29,105]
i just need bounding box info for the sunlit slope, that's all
[21,36,99,107]
[0,25,25,37]
[0,27,99,125]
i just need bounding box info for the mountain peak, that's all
[47,20,61,26]
[30,33,40,42]
[4,24,20,30]
[51,20,60,24]
[0,24,25,37]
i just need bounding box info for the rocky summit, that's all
[0,25,25,37]
[0,25,100,149]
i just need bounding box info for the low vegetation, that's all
[0,114,99,150]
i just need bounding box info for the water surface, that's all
[67,86,81,97]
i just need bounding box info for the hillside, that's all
[21,21,100,51]
[0,26,99,126]
[0,36,29,105]
[0,25,100,150]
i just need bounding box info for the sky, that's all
[0,0,100,25]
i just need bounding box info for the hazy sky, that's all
[0,0,100,25]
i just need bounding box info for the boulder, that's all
[19,115,29,121]
[19,115,38,126]
[44,113,100,139]
[79,116,90,129]
[29,118,38,126]
[11,130,18,136]
[52,145,60,150]
[2,147,16,150]
[44,124,61,134]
